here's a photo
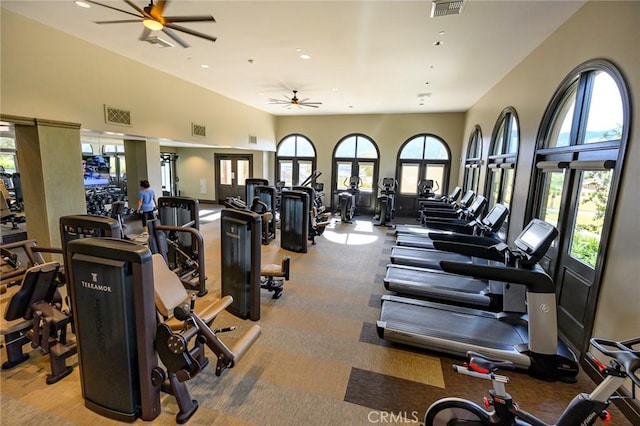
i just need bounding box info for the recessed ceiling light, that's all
[75,1,91,8]
[438,30,445,35]
[300,54,310,60]
[433,40,443,46]
[295,48,302,52]
[201,64,209,68]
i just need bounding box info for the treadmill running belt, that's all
[384,266,491,307]
[390,246,485,270]
[396,234,436,249]
[378,297,530,365]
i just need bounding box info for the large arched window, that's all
[276,134,316,186]
[331,134,379,213]
[485,108,519,229]
[463,126,483,194]
[395,134,451,216]
[531,60,630,353]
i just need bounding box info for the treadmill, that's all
[394,192,481,236]
[396,203,507,249]
[377,219,579,383]
[385,208,528,311]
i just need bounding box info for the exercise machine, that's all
[280,190,310,253]
[67,238,160,422]
[156,196,207,296]
[396,202,507,249]
[292,185,329,245]
[253,185,277,245]
[260,256,291,299]
[378,219,579,383]
[424,337,639,425]
[1,261,76,384]
[220,208,262,321]
[245,178,269,205]
[418,185,462,209]
[384,209,548,312]
[337,176,362,224]
[374,178,397,227]
[153,253,261,423]
[419,194,487,225]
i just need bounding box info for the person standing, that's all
[136,179,157,237]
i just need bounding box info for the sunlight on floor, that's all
[322,219,379,245]
[199,210,221,223]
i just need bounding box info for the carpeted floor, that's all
[0,207,633,425]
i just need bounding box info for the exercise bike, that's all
[337,176,362,224]
[424,336,639,425]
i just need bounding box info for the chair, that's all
[1,262,76,384]
[260,256,290,299]
[151,254,261,424]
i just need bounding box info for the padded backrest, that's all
[152,253,188,319]
[4,262,60,321]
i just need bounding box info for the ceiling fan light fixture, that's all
[143,18,163,31]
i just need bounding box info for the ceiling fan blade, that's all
[301,104,321,108]
[151,0,168,19]
[165,23,217,42]
[123,0,153,19]
[95,19,142,24]
[85,0,141,19]
[161,27,190,48]
[268,99,291,105]
[139,27,152,41]
[163,15,216,23]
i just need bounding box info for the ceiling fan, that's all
[268,90,323,109]
[85,0,216,48]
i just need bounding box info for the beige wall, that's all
[276,113,466,191]
[0,10,277,152]
[462,1,640,341]
[175,147,269,201]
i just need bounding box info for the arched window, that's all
[485,108,519,230]
[463,126,483,194]
[276,134,316,186]
[331,134,379,213]
[530,60,630,352]
[395,134,451,216]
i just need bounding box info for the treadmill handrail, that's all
[439,261,554,293]
[432,240,506,262]
[429,233,501,247]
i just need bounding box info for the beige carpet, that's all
[0,209,632,425]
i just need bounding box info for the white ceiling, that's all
[3,0,586,117]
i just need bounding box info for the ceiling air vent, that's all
[430,0,464,17]
[104,105,131,126]
[192,123,206,137]
[248,134,258,145]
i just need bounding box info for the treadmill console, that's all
[514,219,558,265]
[481,204,509,230]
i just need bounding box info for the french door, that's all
[215,154,252,203]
